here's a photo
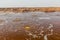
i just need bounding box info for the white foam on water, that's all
[48,24,53,28]
[28,32,32,36]
[32,34,38,38]
[38,17,51,20]
[44,35,48,40]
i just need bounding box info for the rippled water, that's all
[0,12,60,40]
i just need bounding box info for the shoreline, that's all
[0,7,60,13]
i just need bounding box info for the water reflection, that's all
[0,12,59,40]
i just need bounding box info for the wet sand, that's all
[0,12,60,40]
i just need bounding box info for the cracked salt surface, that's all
[0,12,60,40]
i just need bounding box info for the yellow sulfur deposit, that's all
[24,26,31,30]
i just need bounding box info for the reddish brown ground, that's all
[0,7,60,13]
[0,20,59,40]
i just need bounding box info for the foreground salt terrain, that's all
[0,12,60,40]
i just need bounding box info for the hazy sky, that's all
[0,0,60,7]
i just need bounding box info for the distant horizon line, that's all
[0,7,60,13]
